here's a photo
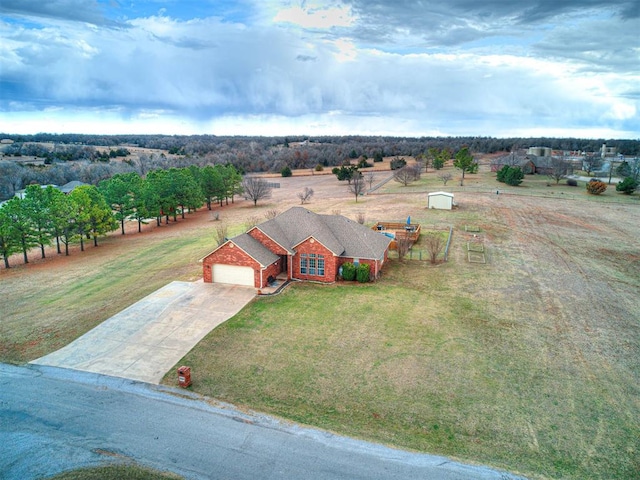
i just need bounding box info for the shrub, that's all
[281,166,292,177]
[496,165,510,183]
[341,262,356,281]
[567,178,578,187]
[497,165,524,186]
[390,157,406,170]
[615,177,638,194]
[314,164,324,172]
[357,158,372,168]
[504,166,524,186]
[586,180,607,195]
[356,263,371,283]
[373,151,384,162]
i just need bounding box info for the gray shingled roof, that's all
[255,207,392,260]
[231,233,280,266]
[59,181,88,194]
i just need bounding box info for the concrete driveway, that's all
[31,281,255,384]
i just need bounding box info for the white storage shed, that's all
[427,191,454,210]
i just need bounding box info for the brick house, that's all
[202,207,393,288]
[491,154,556,175]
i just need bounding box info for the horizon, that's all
[1,132,638,143]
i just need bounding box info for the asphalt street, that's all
[0,363,527,480]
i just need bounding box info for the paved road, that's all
[31,281,256,384]
[0,363,527,480]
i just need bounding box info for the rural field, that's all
[2,166,639,479]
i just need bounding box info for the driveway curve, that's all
[30,281,255,383]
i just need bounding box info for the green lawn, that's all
[3,173,638,480]
[0,219,217,363]
[164,188,639,480]
[168,258,638,479]
[49,464,182,480]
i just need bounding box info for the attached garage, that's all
[211,264,254,286]
[201,233,280,289]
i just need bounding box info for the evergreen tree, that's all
[453,147,476,186]
[0,206,20,268]
[2,197,37,264]
[22,185,54,259]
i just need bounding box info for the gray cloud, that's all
[341,0,638,48]
[0,1,637,137]
[0,0,124,27]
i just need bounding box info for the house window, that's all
[299,253,325,276]
[309,254,316,275]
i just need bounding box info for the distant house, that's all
[490,154,555,175]
[427,191,455,210]
[58,181,88,194]
[14,184,58,199]
[13,181,88,199]
[202,207,393,288]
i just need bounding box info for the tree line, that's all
[0,165,243,268]
[2,135,639,201]
[3,133,639,156]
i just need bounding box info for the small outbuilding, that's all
[427,191,454,210]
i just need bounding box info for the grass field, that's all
[49,464,182,480]
[2,167,639,479]
[165,193,639,479]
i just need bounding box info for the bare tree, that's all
[297,187,314,204]
[245,215,261,231]
[214,223,228,246]
[548,158,570,184]
[242,177,272,206]
[396,235,412,261]
[416,153,430,173]
[438,172,453,185]
[365,172,376,190]
[0,160,25,198]
[348,173,366,202]
[424,232,445,264]
[356,212,366,224]
[393,166,419,186]
[264,209,279,220]
[583,155,602,176]
[506,151,520,166]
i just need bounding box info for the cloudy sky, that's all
[0,0,638,138]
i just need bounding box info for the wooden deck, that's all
[372,222,421,250]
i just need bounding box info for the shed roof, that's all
[428,191,454,197]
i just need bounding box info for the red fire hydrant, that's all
[177,366,191,388]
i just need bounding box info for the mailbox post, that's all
[178,366,191,388]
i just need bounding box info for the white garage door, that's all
[212,264,255,287]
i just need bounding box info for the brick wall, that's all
[202,242,260,286]
[261,262,281,287]
[292,238,337,283]
[248,228,289,255]
[202,241,282,288]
